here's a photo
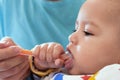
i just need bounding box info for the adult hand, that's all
[0,37,30,80]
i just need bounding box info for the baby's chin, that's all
[66,66,93,75]
[65,66,82,75]
[67,69,81,75]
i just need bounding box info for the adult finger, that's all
[1,62,30,80]
[0,46,21,60]
[0,58,29,78]
[0,55,28,71]
[0,37,16,46]
[0,42,9,49]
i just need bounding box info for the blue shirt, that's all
[0,0,85,49]
[0,0,85,79]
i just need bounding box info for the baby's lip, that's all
[63,51,73,69]
[64,58,73,70]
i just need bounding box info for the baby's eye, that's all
[84,31,93,36]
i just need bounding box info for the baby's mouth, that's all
[63,51,73,70]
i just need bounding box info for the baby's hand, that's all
[32,42,65,70]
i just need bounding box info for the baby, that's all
[30,0,120,79]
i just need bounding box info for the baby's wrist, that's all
[34,60,48,71]
[28,55,57,77]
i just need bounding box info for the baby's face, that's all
[67,0,120,75]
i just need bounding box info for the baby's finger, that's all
[46,43,56,62]
[60,52,71,61]
[39,43,48,61]
[32,45,40,57]
[34,58,49,70]
[54,58,64,68]
[53,44,64,59]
